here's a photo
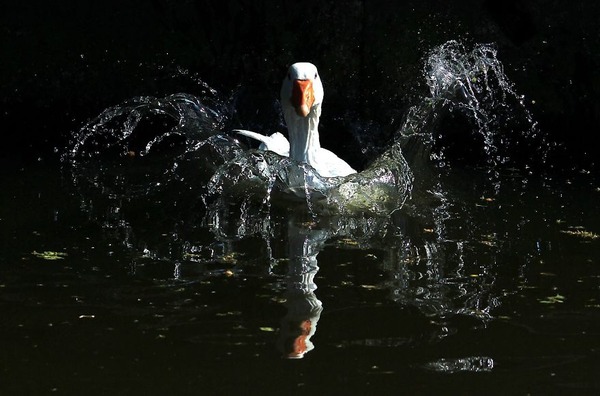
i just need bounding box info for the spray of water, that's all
[66,93,227,160]
[408,40,545,168]
[64,40,545,223]
[62,40,541,322]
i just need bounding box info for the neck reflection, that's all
[277,220,327,359]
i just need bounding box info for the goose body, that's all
[236,62,356,178]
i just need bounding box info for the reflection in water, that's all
[422,356,495,373]
[277,220,324,358]
[278,291,322,359]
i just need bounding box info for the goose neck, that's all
[287,111,321,164]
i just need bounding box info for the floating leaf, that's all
[215,311,241,317]
[560,228,599,240]
[360,284,378,290]
[220,253,239,264]
[259,327,275,332]
[31,251,68,261]
[337,238,359,247]
[539,294,566,304]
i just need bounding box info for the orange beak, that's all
[285,319,312,358]
[289,335,308,357]
[291,79,315,117]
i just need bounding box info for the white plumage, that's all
[236,62,356,178]
[234,129,289,157]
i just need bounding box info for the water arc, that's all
[64,40,542,220]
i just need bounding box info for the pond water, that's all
[1,41,599,394]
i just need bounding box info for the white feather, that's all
[235,129,290,157]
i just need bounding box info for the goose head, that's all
[280,62,326,164]
[280,62,324,120]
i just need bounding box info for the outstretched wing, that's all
[234,129,290,157]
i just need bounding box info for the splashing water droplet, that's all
[398,41,545,174]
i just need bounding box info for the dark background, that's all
[1,1,598,170]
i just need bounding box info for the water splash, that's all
[62,40,546,326]
[399,40,545,170]
[422,356,495,373]
[66,93,227,161]
[65,41,543,218]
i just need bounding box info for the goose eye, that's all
[314,73,318,79]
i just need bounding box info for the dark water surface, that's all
[2,2,600,390]
[1,157,599,394]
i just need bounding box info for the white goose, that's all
[236,62,356,178]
